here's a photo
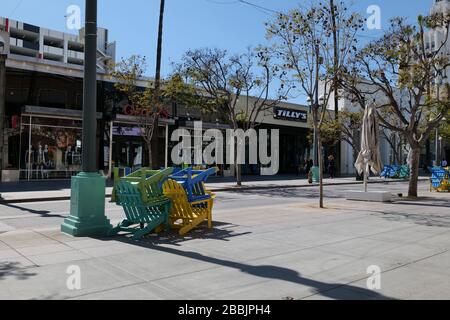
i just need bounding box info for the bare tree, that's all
[350,15,450,197]
[265,4,363,208]
[174,48,288,186]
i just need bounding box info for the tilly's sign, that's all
[273,107,308,122]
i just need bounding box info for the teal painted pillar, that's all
[61,0,111,237]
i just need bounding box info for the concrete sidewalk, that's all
[0,185,449,300]
[0,176,427,203]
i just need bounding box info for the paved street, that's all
[0,180,449,300]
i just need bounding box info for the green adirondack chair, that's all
[110,168,174,240]
[398,165,410,179]
[112,168,173,203]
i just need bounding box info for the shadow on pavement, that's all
[0,262,37,281]
[108,221,251,247]
[381,211,450,228]
[107,236,395,300]
[0,203,66,219]
[392,198,450,209]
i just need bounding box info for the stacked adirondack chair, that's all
[398,165,410,179]
[380,165,397,179]
[109,168,174,240]
[163,167,217,236]
[111,167,217,239]
[380,165,410,179]
[430,167,450,192]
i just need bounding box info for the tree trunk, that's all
[425,139,431,170]
[330,0,341,178]
[236,164,242,187]
[318,131,324,208]
[147,143,153,169]
[408,146,421,198]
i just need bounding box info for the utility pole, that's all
[330,0,341,176]
[149,0,165,168]
[311,43,320,183]
[62,0,111,237]
[154,0,165,100]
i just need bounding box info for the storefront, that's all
[3,105,175,181]
[12,106,96,180]
[167,119,232,177]
[109,114,175,174]
[254,105,311,175]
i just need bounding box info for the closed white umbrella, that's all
[355,103,383,192]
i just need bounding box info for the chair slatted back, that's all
[169,167,217,203]
[113,167,173,204]
[431,167,449,189]
[163,179,192,219]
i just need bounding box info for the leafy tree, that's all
[111,55,185,168]
[321,110,363,166]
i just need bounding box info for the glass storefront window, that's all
[20,116,83,180]
[112,124,145,170]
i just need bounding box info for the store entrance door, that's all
[113,137,145,170]
[279,133,307,174]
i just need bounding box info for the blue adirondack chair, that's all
[430,167,449,192]
[392,165,401,178]
[169,167,218,203]
[380,165,398,179]
[380,166,391,178]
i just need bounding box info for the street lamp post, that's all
[434,117,447,167]
[308,44,322,183]
[435,127,439,166]
[61,0,111,237]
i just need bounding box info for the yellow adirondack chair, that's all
[162,179,215,236]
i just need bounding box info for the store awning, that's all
[22,105,103,120]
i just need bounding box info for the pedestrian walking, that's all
[328,155,336,179]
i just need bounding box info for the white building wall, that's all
[0,17,115,72]
[428,0,450,84]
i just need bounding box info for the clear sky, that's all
[0,0,434,103]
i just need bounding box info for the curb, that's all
[0,178,428,205]
[208,178,428,192]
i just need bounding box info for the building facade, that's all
[0,17,313,182]
[0,17,174,182]
[428,0,450,162]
